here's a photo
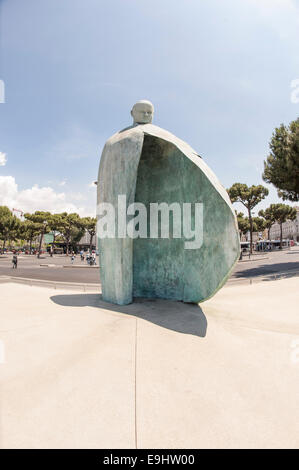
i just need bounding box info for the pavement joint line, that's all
[0,275,100,291]
[63,265,98,269]
[38,264,99,268]
[239,256,269,262]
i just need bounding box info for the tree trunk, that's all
[280,223,283,249]
[38,230,44,258]
[248,209,253,254]
[268,227,271,241]
[89,233,94,252]
[51,233,56,256]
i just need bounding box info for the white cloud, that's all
[0,175,95,216]
[0,152,7,166]
[59,180,67,186]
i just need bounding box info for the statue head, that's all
[131,100,154,125]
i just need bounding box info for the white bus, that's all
[255,239,291,251]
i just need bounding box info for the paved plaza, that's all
[1,276,298,448]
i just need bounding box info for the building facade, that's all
[269,206,299,241]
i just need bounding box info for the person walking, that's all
[12,254,18,269]
[71,254,75,265]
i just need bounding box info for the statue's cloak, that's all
[97,124,240,305]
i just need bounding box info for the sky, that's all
[0,0,299,217]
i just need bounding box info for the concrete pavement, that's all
[1,277,299,448]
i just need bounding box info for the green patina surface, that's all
[133,135,240,302]
[98,124,240,305]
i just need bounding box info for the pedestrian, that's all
[71,254,75,265]
[12,254,18,269]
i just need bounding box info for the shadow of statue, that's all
[50,294,207,338]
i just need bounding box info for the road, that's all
[0,254,100,284]
[0,248,299,284]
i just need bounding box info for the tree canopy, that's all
[0,207,97,254]
[237,211,266,240]
[0,206,21,251]
[258,208,273,239]
[81,216,97,251]
[236,212,250,237]
[57,212,85,255]
[24,211,52,257]
[228,183,269,252]
[263,118,299,201]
